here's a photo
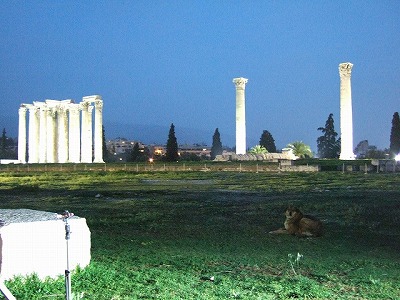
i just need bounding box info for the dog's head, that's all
[285,206,303,220]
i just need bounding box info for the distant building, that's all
[105,138,211,162]
[106,138,145,162]
[106,138,143,155]
[178,144,211,158]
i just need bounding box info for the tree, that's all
[286,141,313,158]
[0,128,6,158]
[165,123,179,161]
[102,125,110,162]
[210,128,223,160]
[259,130,276,153]
[389,112,400,158]
[128,142,150,162]
[0,128,15,159]
[249,145,268,154]
[365,146,388,159]
[128,142,141,162]
[317,113,340,158]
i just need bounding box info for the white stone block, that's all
[0,209,91,280]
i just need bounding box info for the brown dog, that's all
[269,206,323,237]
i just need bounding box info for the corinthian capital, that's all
[339,63,353,79]
[233,77,248,90]
[27,105,39,115]
[19,105,28,114]
[48,107,57,118]
[80,101,90,109]
[95,100,103,108]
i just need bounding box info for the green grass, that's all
[0,171,399,299]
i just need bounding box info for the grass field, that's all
[0,169,399,299]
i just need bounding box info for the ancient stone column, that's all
[27,105,40,163]
[46,106,57,163]
[57,104,69,163]
[339,63,355,160]
[38,103,48,163]
[233,77,248,155]
[80,101,93,163]
[18,105,27,163]
[68,104,81,163]
[93,97,104,163]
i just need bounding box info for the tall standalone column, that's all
[233,77,248,155]
[339,63,355,160]
[27,105,40,163]
[18,105,27,163]
[68,104,81,163]
[93,97,104,163]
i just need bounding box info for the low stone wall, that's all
[215,152,295,162]
[280,165,320,172]
[0,209,91,280]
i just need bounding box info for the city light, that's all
[395,153,400,162]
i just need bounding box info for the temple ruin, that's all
[18,95,104,164]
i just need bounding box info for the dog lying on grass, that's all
[269,206,323,237]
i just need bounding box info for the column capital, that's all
[94,99,103,108]
[58,105,68,114]
[27,104,39,114]
[233,77,248,90]
[47,106,57,118]
[80,101,90,109]
[19,105,28,114]
[339,63,353,79]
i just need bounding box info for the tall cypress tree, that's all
[0,128,7,158]
[165,123,179,161]
[317,113,340,158]
[129,142,141,162]
[389,112,400,158]
[210,128,223,160]
[102,125,110,162]
[259,130,276,153]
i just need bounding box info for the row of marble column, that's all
[18,95,104,164]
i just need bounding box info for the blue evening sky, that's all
[1,1,399,151]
